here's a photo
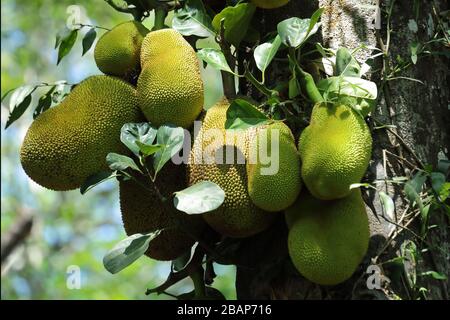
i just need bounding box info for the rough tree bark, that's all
[235,0,449,300]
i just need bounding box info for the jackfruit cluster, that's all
[94,21,149,77]
[286,101,373,285]
[251,0,290,9]
[120,162,205,261]
[298,103,372,200]
[188,99,302,237]
[286,190,370,285]
[20,75,143,191]
[137,29,204,128]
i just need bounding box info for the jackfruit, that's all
[120,162,205,261]
[94,21,149,77]
[137,29,204,128]
[299,103,372,200]
[287,190,370,285]
[251,0,290,9]
[20,75,143,191]
[188,99,275,238]
[247,122,302,211]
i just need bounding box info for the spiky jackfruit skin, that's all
[251,0,290,9]
[94,21,149,77]
[137,29,204,128]
[20,75,143,191]
[299,103,372,200]
[120,163,205,261]
[247,122,302,212]
[287,190,370,285]
[188,99,275,238]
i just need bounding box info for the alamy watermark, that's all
[66,265,81,290]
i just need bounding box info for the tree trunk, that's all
[235,0,449,300]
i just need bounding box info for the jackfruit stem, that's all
[153,7,167,31]
[244,69,274,97]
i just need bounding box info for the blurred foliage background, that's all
[1,0,233,299]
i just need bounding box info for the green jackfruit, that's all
[137,29,204,128]
[188,99,275,238]
[251,0,290,9]
[20,75,143,191]
[120,163,205,261]
[247,122,302,211]
[94,21,149,77]
[287,190,370,285]
[299,103,372,200]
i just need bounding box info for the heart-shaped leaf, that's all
[197,48,234,74]
[106,153,141,172]
[174,181,225,214]
[103,232,161,274]
[335,47,361,77]
[317,76,378,117]
[277,8,323,48]
[212,3,256,47]
[172,0,215,38]
[153,125,185,175]
[135,141,163,157]
[120,123,158,156]
[254,35,282,76]
[225,99,269,130]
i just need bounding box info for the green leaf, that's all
[254,35,282,75]
[5,85,37,129]
[82,28,97,56]
[410,41,419,64]
[174,181,225,214]
[419,271,447,280]
[153,125,185,175]
[33,86,56,119]
[379,191,395,219]
[317,76,378,117]
[80,171,118,195]
[135,141,163,157]
[212,3,256,47]
[410,171,427,193]
[225,99,269,130]
[437,159,450,175]
[57,28,78,65]
[103,232,161,274]
[335,47,361,77]
[172,0,214,38]
[120,123,158,156]
[308,7,325,34]
[197,48,234,74]
[400,240,418,287]
[439,182,450,201]
[430,172,446,194]
[277,9,323,48]
[106,153,141,172]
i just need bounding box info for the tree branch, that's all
[1,214,33,265]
